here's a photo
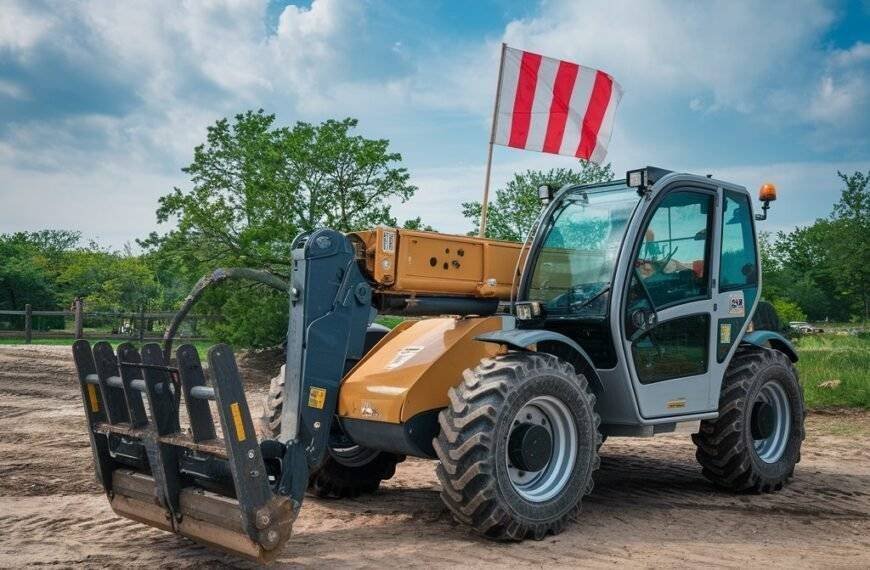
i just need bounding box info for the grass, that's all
[794,333,869,409]
[374,315,406,329]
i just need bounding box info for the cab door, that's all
[710,189,760,400]
[620,186,722,418]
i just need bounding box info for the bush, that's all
[772,298,807,324]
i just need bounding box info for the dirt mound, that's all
[0,345,868,568]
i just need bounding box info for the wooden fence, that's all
[0,301,216,343]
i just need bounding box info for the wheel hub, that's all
[752,381,792,464]
[508,423,552,472]
[506,396,578,503]
[750,401,775,440]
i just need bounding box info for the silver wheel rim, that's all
[753,381,791,463]
[330,444,379,467]
[506,395,577,502]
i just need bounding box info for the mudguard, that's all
[474,327,604,393]
[741,330,799,362]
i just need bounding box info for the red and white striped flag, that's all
[493,46,623,163]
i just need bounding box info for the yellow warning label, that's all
[720,323,732,343]
[308,387,327,410]
[667,398,687,409]
[230,402,246,442]
[87,384,100,413]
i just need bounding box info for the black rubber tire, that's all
[693,347,805,492]
[434,352,601,541]
[263,365,287,437]
[263,366,404,498]
[308,447,404,498]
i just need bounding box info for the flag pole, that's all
[479,42,507,238]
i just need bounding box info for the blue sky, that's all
[1,0,868,247]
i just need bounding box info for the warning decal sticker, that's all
[728,291,745,316]
[720,322,732,343]
[308,387,327,410]
[381,230,396,253]
[385,346,423,369]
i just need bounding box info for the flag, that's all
[492,46,623,163]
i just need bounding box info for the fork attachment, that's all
[72,340,295,563]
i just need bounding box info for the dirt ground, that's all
[0,345,868,568]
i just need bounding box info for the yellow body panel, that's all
[338,316,506,423]
[350,228,524,299]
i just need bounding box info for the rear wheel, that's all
[693,347,805,492]
[434,352,600,540]
[264,365,404,498]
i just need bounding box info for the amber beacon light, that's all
[755,182,777,221]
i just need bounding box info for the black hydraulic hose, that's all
[162,267,290,361]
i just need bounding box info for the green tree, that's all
[56,249,160,312]
[401,217,435,231]
[771,298,806,324]
[828,171,869,321]
[0,237,57,310]
[150,111,417,273]
[759,171,869,323]
[462,161,614,241]
[146,110,418,346]
[0,230,174,335]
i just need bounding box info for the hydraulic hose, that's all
[162,267,289,360]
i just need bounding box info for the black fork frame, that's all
[72,340,293,559]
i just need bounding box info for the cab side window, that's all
[720,191,757,290]
[633,191,713,308]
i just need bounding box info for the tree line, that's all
[760,171,869,323]
[2,109,867,346]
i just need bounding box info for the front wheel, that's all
[693,347,805,492]
[434,352,601,541]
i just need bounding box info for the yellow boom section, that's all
[349,228,524,300]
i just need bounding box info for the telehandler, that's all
[73,167,803,562]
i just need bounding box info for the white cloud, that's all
[805,41,870,130]
[829,40,870,67]
[0,158,181,247]
[497,0,835,113]
[0,1,54,52]
[0,0,868,248]
[705,160,868,234]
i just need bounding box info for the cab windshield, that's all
[526,184,640,317]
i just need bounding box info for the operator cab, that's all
[518,180,641,368]
[517,167,764,423]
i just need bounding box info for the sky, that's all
[1,0,869,248]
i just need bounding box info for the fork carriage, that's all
[72,340,295,562]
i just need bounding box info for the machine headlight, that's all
[514,301,542,320]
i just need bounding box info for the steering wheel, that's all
[629,268,661,346]
[653,246,679,274]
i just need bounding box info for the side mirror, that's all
[755,183,777,221]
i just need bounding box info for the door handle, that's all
[629,309,657,341]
